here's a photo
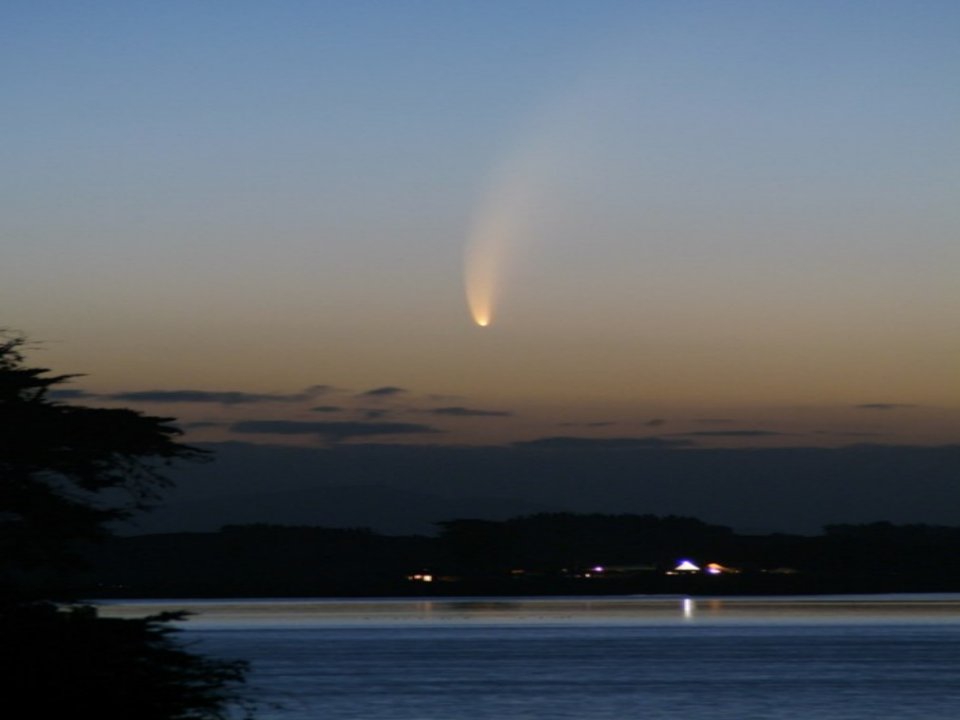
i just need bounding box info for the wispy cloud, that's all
[855,403,917,411]
[559,421,615,428]
[311,405,343,413]
[427,406,512,418]
[358,386,406,398]
[106,386,332,405]
[676,430,786,438]
[48,389,94,400]
[230,419,439,441]
[513,436,693,449]
[814,430,885,437]
[360,409,391,419]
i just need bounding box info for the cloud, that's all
[311,405,343,413]
[304,385,334,394]
[559,421,615,428]
[513,436,694,449]
[107,387,330,405]
[855,403,917,411]
[694,418,736,424]
[361,409,391,420]
[645,418,667,427]
[814,431,885,437]
[48,389,94,400]
[428,406,513,418]
[677,430,786,438]
[229,420,440,441]
[358,386,406,398]
[426,393,466,402]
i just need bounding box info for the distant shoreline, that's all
[68,517,960,601]
[94,593,960,625]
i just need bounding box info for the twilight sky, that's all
[4,0,959,451]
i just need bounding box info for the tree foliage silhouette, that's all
[0,334,207,579]
[0,333,253,719]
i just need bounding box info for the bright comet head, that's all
[464,242,497,328]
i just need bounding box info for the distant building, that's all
[667,559,701,575]
[667,560,742,576]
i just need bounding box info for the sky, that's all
[4,0,959,465]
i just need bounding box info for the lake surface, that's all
[98,595,960,719]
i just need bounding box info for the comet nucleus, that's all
[463,158,542,329]
[463,50,616,328]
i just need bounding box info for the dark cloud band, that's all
[428,406,512,417]
[230,419,439,441]
[855,403,917,411]
[513,436,693,449]
[358,386,406,398]
[677,430,785,438]
[107,386,331,405]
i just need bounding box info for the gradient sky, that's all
[4,1,959,449]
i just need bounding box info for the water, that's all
[99,596,960,719]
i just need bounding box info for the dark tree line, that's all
[0,334,253,719]
[435,513,734,574]
[71,512,960,599]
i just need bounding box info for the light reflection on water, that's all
[96,596,960,720]
[97,593,960,627]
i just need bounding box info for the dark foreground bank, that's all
[56,514,960,599]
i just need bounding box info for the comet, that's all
[462,40,628,327]
[463,193,512,328]
[463,142,552,329]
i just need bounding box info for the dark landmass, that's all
[124,441,960,537]
[66,514,960,599]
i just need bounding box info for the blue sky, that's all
[4,0,959,448]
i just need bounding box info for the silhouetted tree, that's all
[2,604,252,720]
[0,334,207,584]
[0,333,253,718]
[436,518,515,574]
